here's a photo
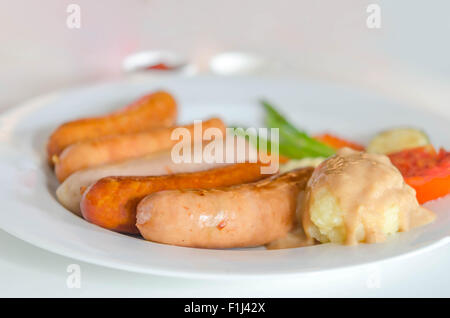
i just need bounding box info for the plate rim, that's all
[1,75,449,279]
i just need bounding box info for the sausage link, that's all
[54,118,225,182]
[47,91,177,162]
[56,151,227,216]
[81,163,271,234]
[136,167,314,248]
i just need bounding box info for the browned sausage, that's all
[136,167,314,248]
[81,163,271,234]
[47,91,177,162]
[54,118,225,182]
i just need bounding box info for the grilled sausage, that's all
[81,163,271,234]
[136,167,314,248]
[54,118,225,182]
[47,91,177,162]
[56,150,228,215]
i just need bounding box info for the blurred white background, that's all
[0,0,449,297]
[0,0,449,116]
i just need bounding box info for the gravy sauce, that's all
[268,148,435,249]
[303,148,435,245]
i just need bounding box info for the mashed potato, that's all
[302,148,435,245]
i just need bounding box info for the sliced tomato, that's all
[314,133,364,151]
[388,145,437,177]
[388,145,450,203]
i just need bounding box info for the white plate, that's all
[0,76,449,279]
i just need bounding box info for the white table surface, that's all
[0,227,449,297]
